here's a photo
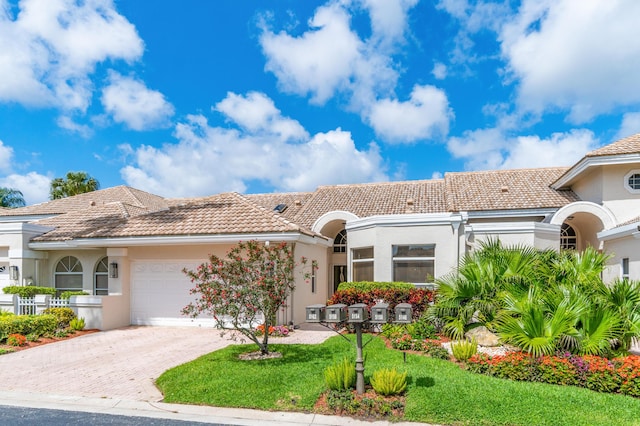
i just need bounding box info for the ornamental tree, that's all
[183,240,304,355]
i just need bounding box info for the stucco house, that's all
[1,133,639,330]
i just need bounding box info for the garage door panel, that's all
[131,261,214,326]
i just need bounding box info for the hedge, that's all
[2,286,56,297]
[337,281,416,292]
[0,314,57,342]
[328,283,434,320]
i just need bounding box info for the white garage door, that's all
[131,260,215,326]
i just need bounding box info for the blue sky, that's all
[2,0,640,205]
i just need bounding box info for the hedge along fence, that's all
[328,281,435,320]
[0,314,58,342]
[2,286,56,298]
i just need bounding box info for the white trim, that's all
[552,153,640,189]
[550,201,616,229]
[29,232,332,250]
[346,212,464,231]
[467,208,557,219]
[598,221,640,241]
[312,211,359,233]
[466,222,559,237]
[7,249,48,259]
[0,223,53,234]
[0,214,58,223]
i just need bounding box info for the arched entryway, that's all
[551,202,616,250]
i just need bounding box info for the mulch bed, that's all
[314,388,405,420]
[0,329,99,353]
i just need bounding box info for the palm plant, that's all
[50,171,100,199]
[0,187,26,208]
[597,279,640,351]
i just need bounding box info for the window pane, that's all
[393,245,434,257]
[95,274,108,295]
[353,247,373,260]
[96,257,108,273]
[393,260,434,283]
[629,174,640,190]
[352,261,373,281]
[55,275,83,290]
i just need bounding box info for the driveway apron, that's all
[0,326,334,401]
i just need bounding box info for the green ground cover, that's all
[156,335,640,426]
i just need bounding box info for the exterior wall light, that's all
[9,265,19,281]
[109,262,118,278]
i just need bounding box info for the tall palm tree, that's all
[50,171,100,200]
[0,187,26,208]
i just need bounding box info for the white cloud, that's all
[214,91,307,141]
[368,85,451,143]
[259,0,444,143]
[0,0,143,111]
[121,92,387,197]
[500,0,640,122]
[432,62,447,80]
[57,116,93,138]
[0,172,51,205]
[447,127,599,171]
[0,139,50,204]
[101,72,174,131]
[617,112,640,140]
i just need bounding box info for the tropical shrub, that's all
[337,281,415,292]
[60,291,89,299]
[0,314,57,341]
[370,368,407,396]
[451,339,478,362]
[2,286,56,297]
[6,333,26,346]
[42,307,76,329]
[69,317,85,331]
[324,357,356,391]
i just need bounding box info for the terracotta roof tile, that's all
[586,133,640,157]
[444,167,578,212]
[292,180,447,228]
[0,186,168,217]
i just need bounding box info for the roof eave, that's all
[552,153,640,189]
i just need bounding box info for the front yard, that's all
[156,334,640,426]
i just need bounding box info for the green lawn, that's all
[156,335,640,426]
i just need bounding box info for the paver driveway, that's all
[0,326,334,402]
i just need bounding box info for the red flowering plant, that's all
[6,333,26,347]
[183,241,306,355]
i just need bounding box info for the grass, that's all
[156,335,640,425]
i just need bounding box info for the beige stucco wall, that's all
[290,242,330,325]
[602,236,640,283]
[467,222,559,251]
[43,249,108,292]
[347,221,463,283]
[571,167,603,205]
[601,164,640,224]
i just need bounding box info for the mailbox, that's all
[348,303,369,323]
[395,303,413,323]
[305,304,326,323]
[370,302,389,323]
[325,304,347,323]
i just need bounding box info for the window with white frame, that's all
[560,223,577,250]
[622,258,630,281]
[94,257,109,295]
[392,244,435,285]
[624,170,640,193]
[333,230,347,253]
[55,256,83,295]
[352,247,373,281]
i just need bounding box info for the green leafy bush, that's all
[69,317,85,331]
[60,291,89,299]
[423,340,451,360]
[370,368,407,396]
[0,314,57,341]
[42,307,76,329]
[324,357,356,391]
[337,281,415,292]
[451,339,478,362]
[2,286,56,297]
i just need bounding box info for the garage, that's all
[130,260,215,326]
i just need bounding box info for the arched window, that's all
[333,230,347,253]
[55,256,83,295]
[560,223,577,250]
[94,257,109,296]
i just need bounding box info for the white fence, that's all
[6,295,70,316]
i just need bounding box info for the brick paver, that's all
[0,326,334,401]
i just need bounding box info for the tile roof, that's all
[444,167,578,212]
[291,180,447,228]
[0,186,168,217]
[32,192,318,241]
[244,192,314,222]
[586,133,640,157]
